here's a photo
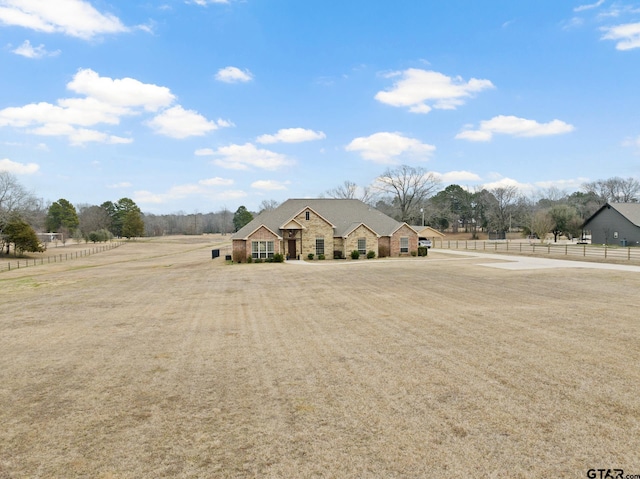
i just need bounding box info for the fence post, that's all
[565,245,567,255]
[583,245,586,257]
[605,245,607,258]
[628,247,631,261]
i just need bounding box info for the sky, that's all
[1,0,640,214]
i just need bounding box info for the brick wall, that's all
[294,208,334,258]
[233,227,282,262]
[344,225,379,257]
[232,239,247,263]
[390,224,418,256]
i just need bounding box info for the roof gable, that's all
[231,198,406,240]
[583,202,640,228]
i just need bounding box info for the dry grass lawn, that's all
[1,235,639,478]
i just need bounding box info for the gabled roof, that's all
[583,202,640,228]
[233,223,282,240]
[412,225,447,238]
[231,198,407,239]
[341,222,381,238]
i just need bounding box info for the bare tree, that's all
[583,177,640,203]
[487,186,520,234]
[373,165,441,222]
[530,210,555,243]
[258,199,280,214]
[78,204,112,235]
[0,172,39,223]
[325,180,373,204]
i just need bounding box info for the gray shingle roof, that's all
[232,198,408,239]
[609,202,640,226]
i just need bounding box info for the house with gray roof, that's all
[582,202,640,246]
[231,198,418,262]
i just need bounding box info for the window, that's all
[305,211,310,221]
[316,237,325,256]
[251,240,274,259]
[400,237,409,253]
[357,238,366,255]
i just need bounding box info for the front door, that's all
[288,239,297,259]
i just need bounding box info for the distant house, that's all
[413,225,446,241]
[231,198,418,262]
[582,202,640,246]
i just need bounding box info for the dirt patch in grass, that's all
[1,236,639,477]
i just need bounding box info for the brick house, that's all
[231,198,418,262]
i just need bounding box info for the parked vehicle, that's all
[418,239,432,248]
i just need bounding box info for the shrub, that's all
[247,256,253,263]
[418,246,428,257]
[350,250,360,259]
[366,250,376,259]
[410,250,417,257]
[272,253,284,263]
[307,253,314,260]
[255,258,263,263]
[318,254,325,260]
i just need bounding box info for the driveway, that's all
[433,248,640,272]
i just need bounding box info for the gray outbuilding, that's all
[582,202,640,246]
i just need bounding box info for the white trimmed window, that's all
[357,238,366,255]
[251,240,274,259]
[316,237,325,256]
[400,237,409,253]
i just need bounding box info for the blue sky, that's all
[1,0,640,213]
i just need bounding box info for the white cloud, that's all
[436,170,482,183]
[0,158,39,174]
[199,177,234,186]
[147,106,221,139]
[455,115,575,141]
[107,182,132,188]
[375,68,494,113]
[256,128,326,144]
[211,143,293,170]
[601,22,640,50]
[133,178,244,205]
[482,176,535,193]
[574,0,605,12]
[0,69,212,145]
[251,179,290,190]
[12,39,59,58]
[68,68,175,112]
[0,0,128,39]
[215,66,253,83]
[345,132,435,164]
[534,178,589,190]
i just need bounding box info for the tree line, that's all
[323,166,640,242]
[0,172,144,255]
[2,168,639,255]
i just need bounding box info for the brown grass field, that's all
[1,235,639,478]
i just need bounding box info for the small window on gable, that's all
[305,211,310,221]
